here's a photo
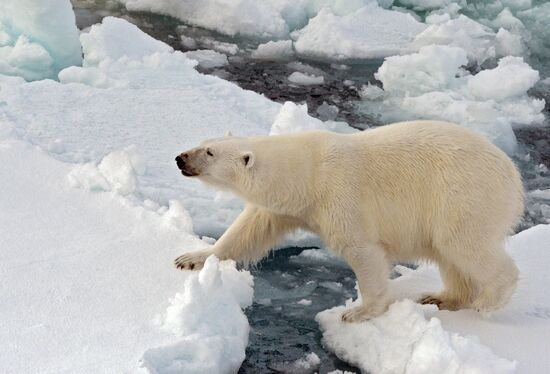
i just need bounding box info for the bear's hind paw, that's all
[418,294,443,307]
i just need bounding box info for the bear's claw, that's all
[419,294,443,306]
[174,252,209,271]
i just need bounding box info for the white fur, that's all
[175,120,524,322]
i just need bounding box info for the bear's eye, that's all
[206,149,213,156]
[243,155,250,165]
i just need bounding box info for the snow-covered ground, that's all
[1,0,550,373]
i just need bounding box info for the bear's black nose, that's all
[175,155,185,170]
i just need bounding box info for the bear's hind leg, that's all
[470,249,518,312]
[428,240,518,312]
[419,262,476,311]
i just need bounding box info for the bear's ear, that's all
[225,131,233,137]
[241,151,255,169]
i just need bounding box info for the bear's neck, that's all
[238,134,323,217]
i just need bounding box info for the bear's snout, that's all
[175,153,198,177]
[175,155,186,169]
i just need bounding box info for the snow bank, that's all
[0,0,81,80]
[318,300,515,373]
[361,45,544,154]
[141,256,253,374]
[318,224,550,373]
[292,4,426,61]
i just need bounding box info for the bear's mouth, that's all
[181,169,198,177]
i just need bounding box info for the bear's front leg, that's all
[340,244,391,322]
[174,204,301,270]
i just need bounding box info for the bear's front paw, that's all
[341,303,386,323]
[174,250,212,271]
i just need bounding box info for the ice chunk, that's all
[120,0,290,38]
[251,40,294,61]
[288,71,324,85]
[317,299,516,373]
[270,102,325,135]
[80,16,172,66]
[495,28,524,57]
[293,4,427,60]
[142,256,253,374]
[183,49,229,69]
[269,352,321,374]
[376,45,468,95]
[412,15,497,64]
[195,37,239,55]
[361,46,544,154]
[316,102,339,121]
[466,56,539,101]
[0,0,81,80]
[398,0,455,11]
[68,146,144,195]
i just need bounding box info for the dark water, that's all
[70,1,550,371]
[238,247,360,373]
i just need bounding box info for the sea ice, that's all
[361,45,544,154]
[412,15,498,64]
[80,16,173,66]
[183,50,229,69]
[0,0,81,80]
[251,40,294,61]
[292,4,427,61]
[288,71,324,85]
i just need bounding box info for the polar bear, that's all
[173,120,523,322]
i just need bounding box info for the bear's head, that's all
[175,134,255,193]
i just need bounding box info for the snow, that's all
[288,71,324,85]
[0,16,352,372]
[0,16,285,235]
[251,40,295,61]
[318,300,516,374]
[0,0,81,80]
[142,256,253,374]
[361,45,545,154]
[2,2,550,372]
[183,49,229,69]
[292,4,427,61]
[317,224,550,374]
[0,139,252,373]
